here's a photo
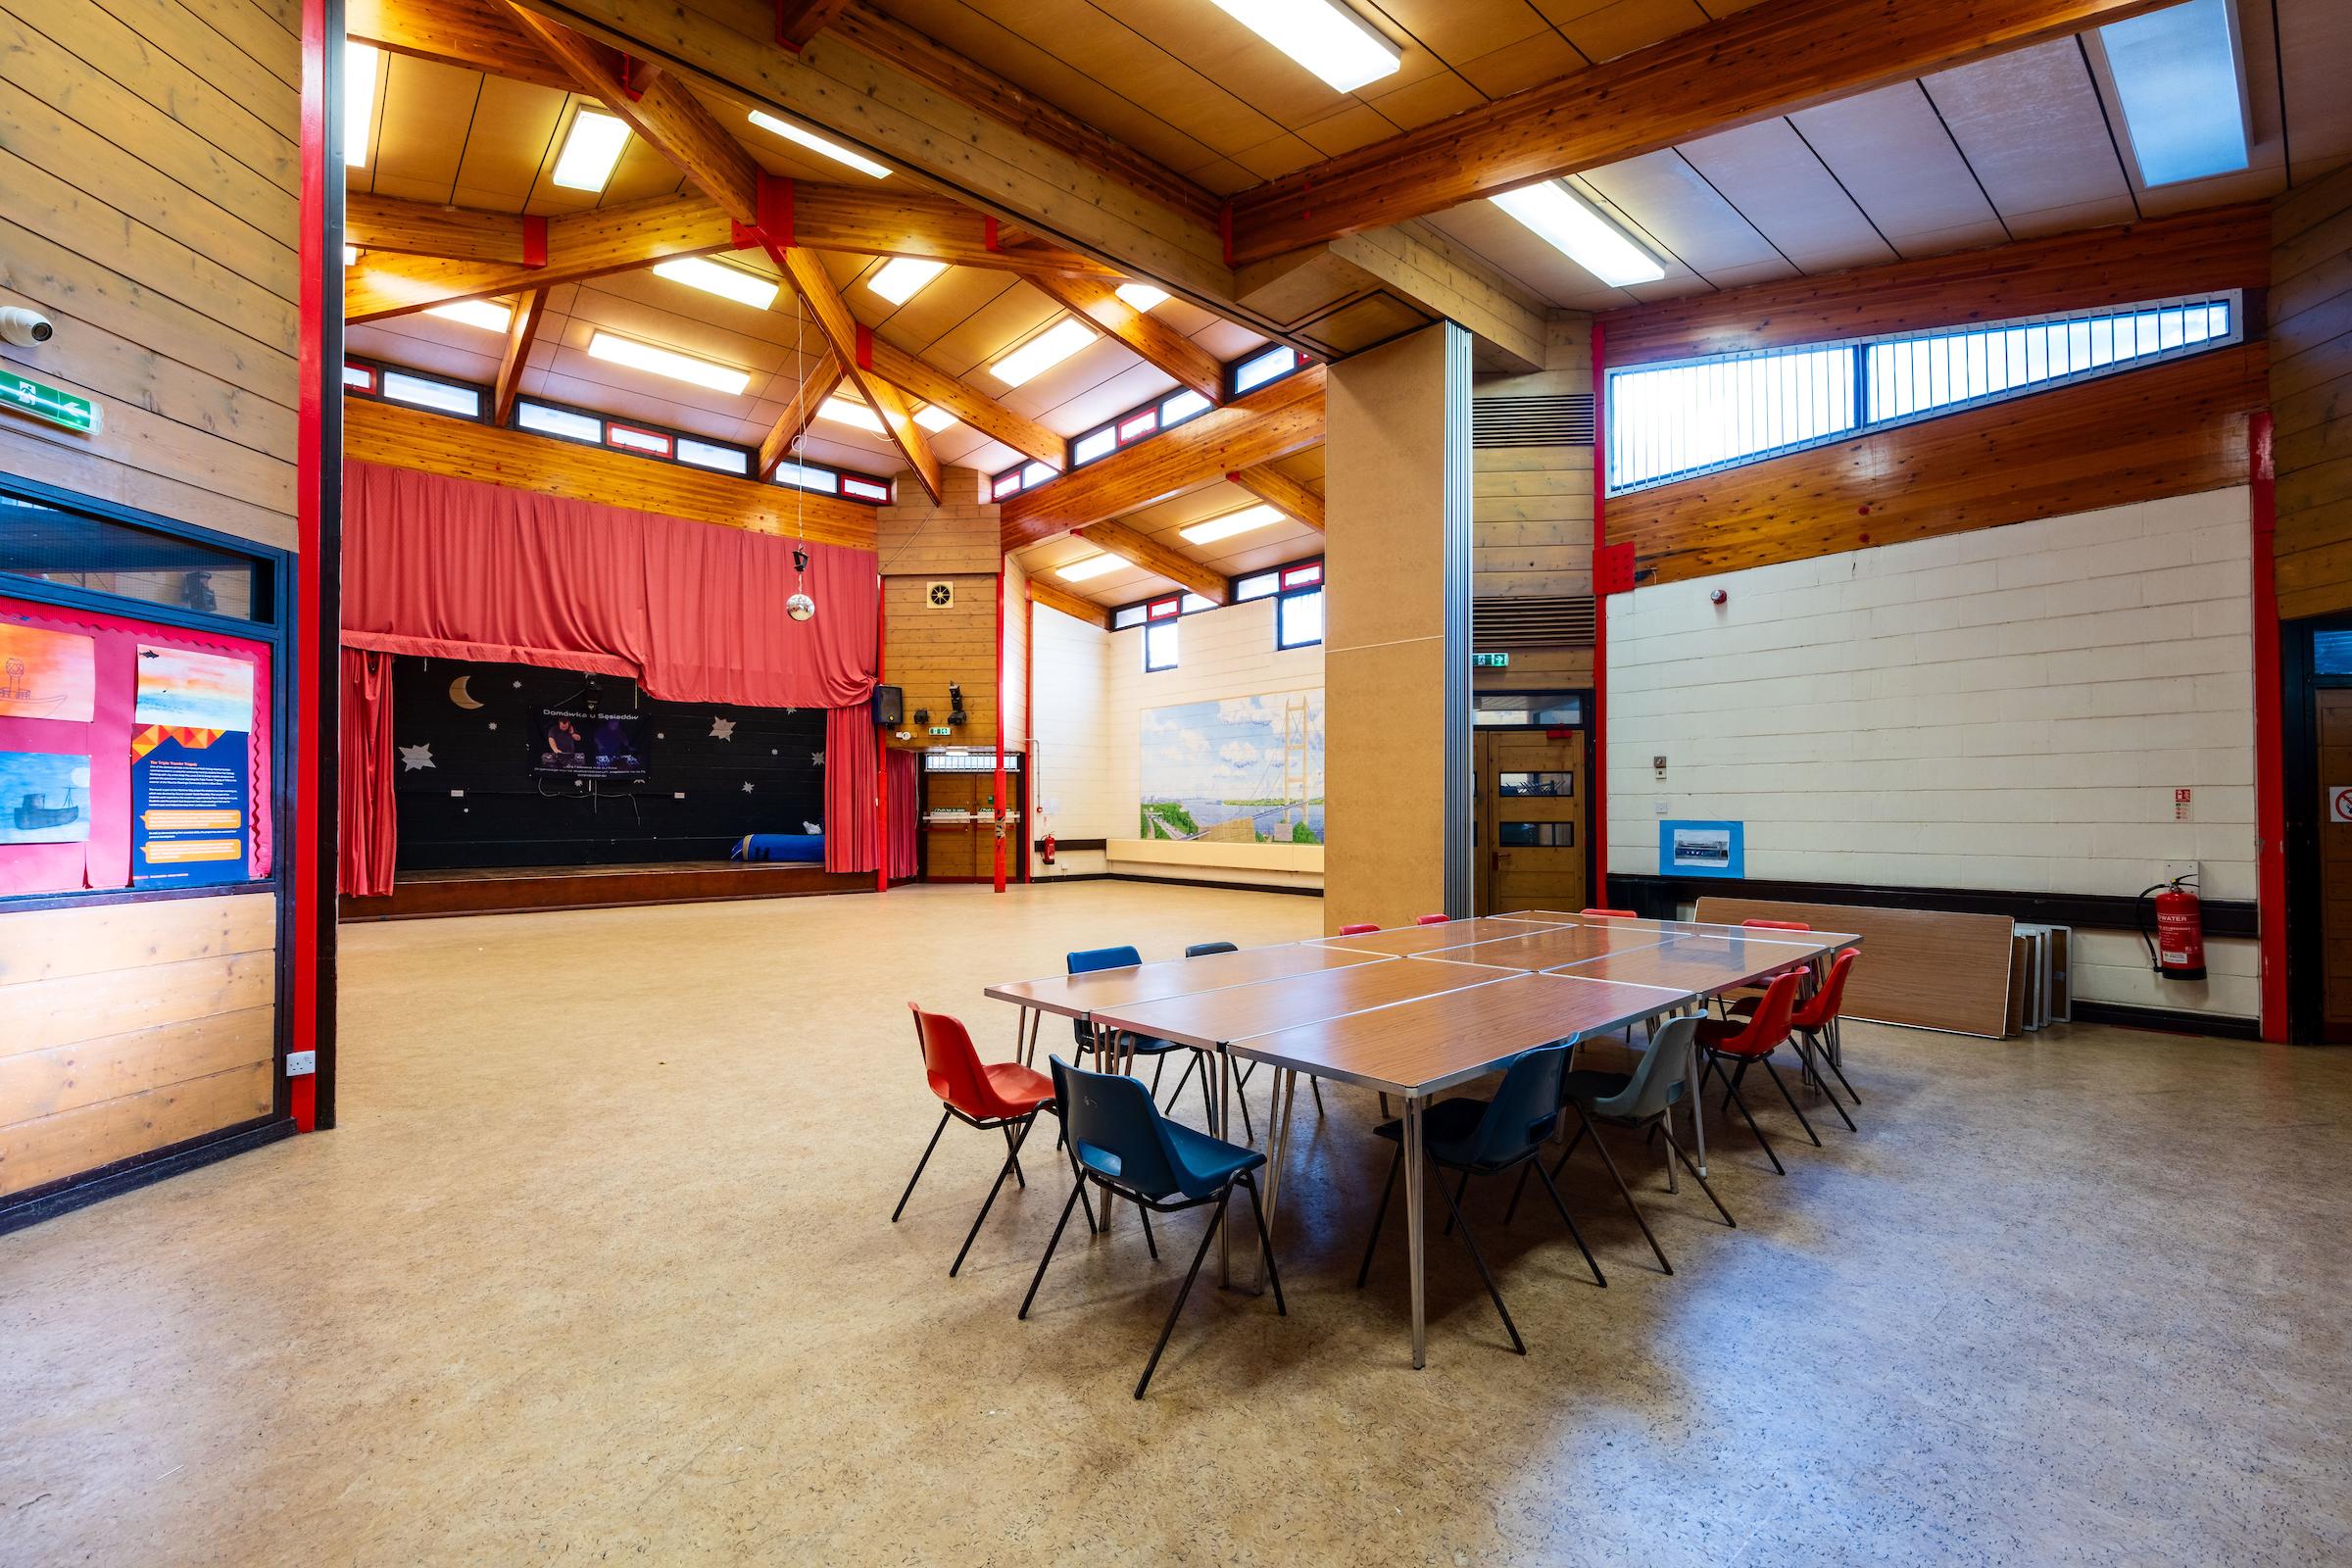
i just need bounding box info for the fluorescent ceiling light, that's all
[425,299,514,333]
[868,258,948,304]
[552,110,632,192]
[344,41,378,168]
[818,397,885,432]
[1492,180,1665,287]
[1115,283,1170,313]
[2098,0,2250,187]
[586,331,752,395]
[343,244,359,267]
[747,110,890,179]
[1180,503,1284,546]
[1055,553,1122,582]
[652,256,781,311]
[1204,0,1400,93]
[912,404,957,432]
[990,317,1098,386]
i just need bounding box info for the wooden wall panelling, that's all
[2272,165,2352,619]
[1693,895,2016,1039]
[1612,344,2268,585]
[1473,448,1594,600]
[344,397,877,548]
[884,574,999,748]
[0,894,279,1198]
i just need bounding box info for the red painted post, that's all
[1589,322,1608,909]
[291,0,333,1133]
[993,566,1007,893]
[2249,413,2289,1042]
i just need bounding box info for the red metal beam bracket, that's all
[731,173,795,250]
[855,321,873,370]
[1594,540,1637,595]
[983,215,1000,253]
[521,215,548,269]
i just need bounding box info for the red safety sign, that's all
[2332,786,2352,824]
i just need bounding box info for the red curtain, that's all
[339,650,397,898]
[341,462,877,706]
[886,749,919,881]
[824,705,878,872]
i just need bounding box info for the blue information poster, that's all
[1659,819,1744,879]
[128,646,254,887]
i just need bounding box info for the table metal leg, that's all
[1216,1046,1234,1286]
[1026,1007,1042,1068]
[1243,1068,1298,1295]
[1405,1095,1426,1370]
[1688,1023,1708,1178]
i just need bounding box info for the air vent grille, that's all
[1473,595,1596,649]
[1472,393,1594,448]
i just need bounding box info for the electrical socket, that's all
[286,1050,317,1077]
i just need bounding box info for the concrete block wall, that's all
[1028,603,1113,879]
[1607,486,2258,1019]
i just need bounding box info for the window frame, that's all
[1273,558,1325,651]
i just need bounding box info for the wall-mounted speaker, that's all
[871,684,904,726]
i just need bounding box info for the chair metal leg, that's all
[1797,1036,1858,1131]
[892,1107,953,1222]
[1355,1143,1403,1288]
[951,1113,1033,1277]
[1059,1130,1100,1235]
[1310,1077,1325,1116]
[1240,1172,1286,1315]
[1531,1160,1607,1289]
[1151,1055,1166,1099]
[1441,1165,1471,1237]
[1379,1093,1391,1118]
[1579,1106,1670,1275]
[1719,1059,1787,1174]
[1137,1199,1158,1260]
[1436,1168,1525,1353]
[1135,1192,1228,1398]
[1760,1055,1823,1147]
[1002,1123,1027,1189]
[1662,1127,1735,1227]
[1017,1177,1087,1319]
[1812,1025,1862,1109]
[1163,1053,1199,1114]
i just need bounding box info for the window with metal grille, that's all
[1604,291,2241,494]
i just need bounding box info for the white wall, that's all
[1029,595,1326,889]
[1607,488,2258,1019]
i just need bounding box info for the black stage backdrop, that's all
[391,656,827,868]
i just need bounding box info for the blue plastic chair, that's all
[1505,1015,1734,1276]
[1019,1055,1285,1398]
[1067,945,1218,1128]
[1356,1043,1603,1355]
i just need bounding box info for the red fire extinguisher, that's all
[2137,876,2206,982]
[1041,831,1056,866]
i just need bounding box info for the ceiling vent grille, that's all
[1472,393,1594,448]
[1474,595,1596,648]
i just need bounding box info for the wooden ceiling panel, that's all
[1231,132,1326,183]
[1788,83,2005,251]
[865,267,1022,353]
[1358,71,1488,132]
[369,52,481,204]
[1372,0,1562,64]
[1422,198,1667,311]
[2278,0,2352,181]
[1024,357,1176,436]
[448,75,566,211]
[347,315,505,385]
[1454,29,1590,101]
[916,284,1061,381]
[1921,40,2133,231]
[1538,0,1713,63]
[1678,119,1898,273]
[1577,152,1787,280]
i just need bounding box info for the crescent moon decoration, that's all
[449,676,484,710]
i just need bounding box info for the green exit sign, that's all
[1472,652,1510,668]
[0,372,99,435]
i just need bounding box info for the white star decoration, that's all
[710,717,736,741]
[398,743,435,771]
[810,750,824,765]
[741,781,755,793]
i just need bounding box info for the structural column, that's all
[1323,321,1474,929]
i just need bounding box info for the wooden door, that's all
[1476,730,1586,914]
[2320,690,2352,1040]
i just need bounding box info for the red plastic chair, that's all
[1580,907,1638,918]
[1415,913,1450,925]
[1733,947,1862,1119]
[1690,971,1815,1173]
[896,1005,1090,1275]
[1338,922,1380,935]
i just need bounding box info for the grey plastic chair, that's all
[1505,1015,1733,1274]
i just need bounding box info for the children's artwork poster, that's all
[0,621,96,721]
[0,751,92,843]
[129,645,255,886]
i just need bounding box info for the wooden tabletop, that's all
[1226,971,1688,1096]
[1384,921,1679,972]
[1532,929,1842,992]
[1088,956,1521,1051]
[1309,915,1573,956]
[982,942,1391,1019]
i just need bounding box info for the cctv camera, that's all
[0,308,53,347]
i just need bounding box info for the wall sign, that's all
[128,646,255,886]
[1472,652,1510,667]
[0,371,100,434]
[1659,818,1743,878]
[2332,786,2352,824]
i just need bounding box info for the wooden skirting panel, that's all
[1610,346,2266,584]
[338,862,871,920]
[2271,164,2352,619]
[344,398,877,551]
[0,893,278,1198]
[1693,894,2015,1039]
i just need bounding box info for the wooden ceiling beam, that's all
[1226,463,1323,532]
[864,339,1062,469]
[1026,576,1110,629]
[770,243,943,500]
[1225,0,2175,265]
[1027,273,1223,406]
[346,192,735,320]
[351,0,572,91]
[493,289,549,422]
[775,0,855,50]
[793,186,1117,279]
[1002,367,1325,552]
[1076,518,1228,606]
[758,349,844,478]
[346,192,532,263]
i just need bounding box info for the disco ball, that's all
[786,592,815,622]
